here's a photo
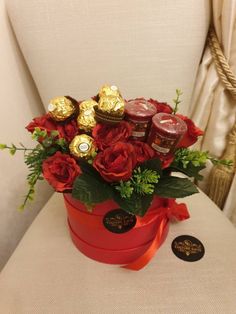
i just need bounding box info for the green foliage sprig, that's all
[115,167,160,199]
[72,158,199,217]
[174,148,233,168]
[168,148,233,181]
[172,89,183,114]
[0,128,69,210]
[0,143,34,155]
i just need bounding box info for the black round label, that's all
[171,235,205,262]
[103,209,137,234]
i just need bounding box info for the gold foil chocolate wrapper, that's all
[69,134,96,159]
[48,96,75,121]
[77,99,97,131]
[99,85,121,98]
[79,99,98,112]
[98,95,125,116]
[77,113,96,132]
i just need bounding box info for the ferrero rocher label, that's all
[48,96,75,121]
[98,95,125,116]
[77,100,97,131]
[69,134,96,159]
[99,85,121,98]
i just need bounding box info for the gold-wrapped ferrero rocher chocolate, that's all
[99,84,121,98]
[69,134,96,159]
[98,95,125,116]
[48,96,76,121]
[79,99,98,112]
[77,99,97,132]
[94,85,125,124]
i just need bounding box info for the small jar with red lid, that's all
[125,99,157,141]
[147,113,187,156]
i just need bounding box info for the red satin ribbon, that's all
[123,200,189,271]
[122,215,169,270]
[64,195,189,271]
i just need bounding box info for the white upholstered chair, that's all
[0,0,236,312]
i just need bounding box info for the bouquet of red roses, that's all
[0,85,230,214]
[2,85,232,269]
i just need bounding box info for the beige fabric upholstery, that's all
[0,192,236,313]
[1,2,236,312]
[1,4,236,312]
[6,0,210,114]
[0,0,211,270]
[0,0,53,271]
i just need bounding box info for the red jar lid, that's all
[152,113,187,137]
[125,99,157,121]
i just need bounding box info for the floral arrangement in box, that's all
[1,85,231,270]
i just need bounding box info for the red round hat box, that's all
[64,193,169,265]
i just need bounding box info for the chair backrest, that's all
[6,0,210,114]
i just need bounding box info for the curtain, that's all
[189,0,236,224]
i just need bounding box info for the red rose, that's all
[92,121,132,150]
[26,113,57,135]
[176,114,204,148]
[129,141,155,164]
[26,114,78,143]
[148,99,173,114]
[42,151,81,192]
[93,142,136,182]
[127,97,145,102]
[57,119,78,142]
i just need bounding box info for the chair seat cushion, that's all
[0,191,235,313]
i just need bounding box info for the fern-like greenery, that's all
[174,148,233,169]
[0,128,69,210]
[115,167,160,199]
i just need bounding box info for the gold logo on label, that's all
[105,214,135,230]
[173,240,202,256]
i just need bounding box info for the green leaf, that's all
[140,158,162,175]
[42,138,53,147]
[18,204,25,212]
[46,146,58,155]
[32,127,47,141]
[10,144,16,155]
[72,173,112,205]
[169,161,205,180]
[50,130,59,138]
[78,159,103,180]
[55,138,67,148]
[155,176,198,198]
[113,191,153,217]
[0,144,7,150]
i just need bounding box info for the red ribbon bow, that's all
[123,199,189,271]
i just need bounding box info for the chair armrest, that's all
[0,0,53,271]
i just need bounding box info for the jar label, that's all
[150,132,177,154]
[128,118,150,139]
[151,143,170,153]
[132,131,146,137]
